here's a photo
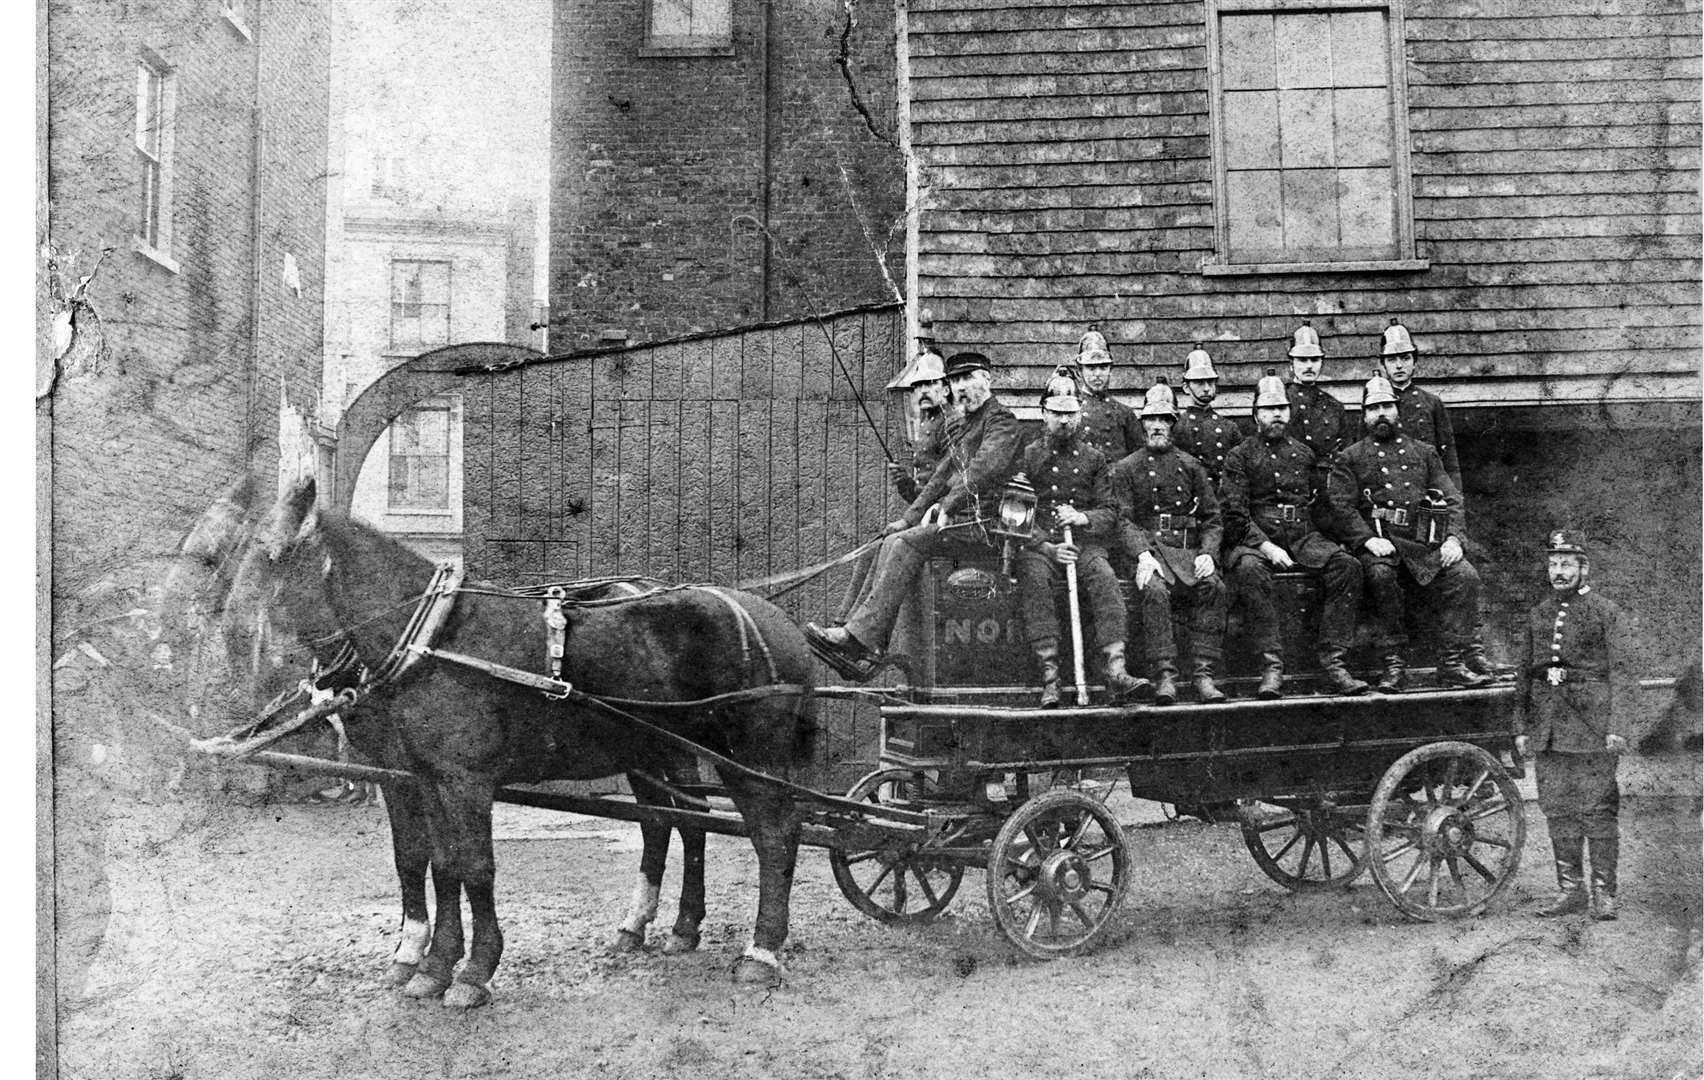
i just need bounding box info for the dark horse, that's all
[194,477,817,1007]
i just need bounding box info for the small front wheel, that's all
[829,768,965,924]
[1366,741,1526,920]
[985,789,1132,959]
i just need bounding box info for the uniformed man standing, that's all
[1514,531,1635,920]
[807,352,1022,679]
[1110,383,1228,705]
[1325,376,1491,691]
[1013,384,1151,706]
[1173,344,1245,489]
[1071,328,1143,462]
[1284,320,1351,487]
[1378,319,1494,676]
[1221,373,1370,698]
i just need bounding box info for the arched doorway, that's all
[331,342,542,521]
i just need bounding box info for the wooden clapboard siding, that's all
[906,0,1702,406]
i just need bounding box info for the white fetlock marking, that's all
[394,917,430,966]
[617,878,662,936]
[741,944,781,971]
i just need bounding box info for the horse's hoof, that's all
[401,971,451,999]
[731,957,782,986]
[443,981,493,1010]
[661,931,701,956]
[382,962,418,988]
[609,928,647,954]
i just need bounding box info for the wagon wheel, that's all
[1365,741,1526,921]
[1238,797,1368,891]
[829,768,965,924]
[985,789,1132,960]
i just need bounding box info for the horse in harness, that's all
[180,477,819,1006]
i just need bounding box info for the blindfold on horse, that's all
[179,475,819,1006]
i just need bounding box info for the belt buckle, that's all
[1158,513,1173,531]
[1392,508,1410,526]
[1278,505,1298,524]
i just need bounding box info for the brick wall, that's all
[46,0,330,612]
[550,0,905,350]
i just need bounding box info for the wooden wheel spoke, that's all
[1332,834,1362,864]
[1381,837,1419,863]
[1471,834,1513,851]
[1081,843,1118,865]
[1006,880,1037,904]
[1087,880,1115,896]
[865,860,897,894]
[1395,851,1427,893]
[1467,800,1511,823]
[1445,855,1468,894]
[1426,857,1442,908]
[1460,849,1500,883]
[1068,900,1098,930]
[910,867,942,906]
[1442,757,1461,799]
[1270,828,1304,864]
[1319,835,1334,879]
[1297,835,1317,878]
[1023,901,1045,940]
[893,869,909,909]
[841,850,880,867]
[1451,768,1491,808]
[1065,814,1095,849]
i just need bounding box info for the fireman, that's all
[1109,382,1228,705]
[806,352,1023,680]
[1324,375,1491,692]
[1070,328,1144,462]
[1515,530,1635,920]
[1283,320,1352,489]
[1173,343,1246,490]
[1013,380,1151,706]
[1378,318,1495,676]
[1221,372,1370,698]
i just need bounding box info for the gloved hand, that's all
[1260,541,1294,568]
[1365,537,1396,558]
[1194,553,1216,580]
[1135,550,1161,590]
[1052,541,1080,566]
[1439,535,1463,567]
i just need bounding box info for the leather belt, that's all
[1371,506,1411,526]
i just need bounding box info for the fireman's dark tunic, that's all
[1221,433,1360,655]
[1109,443,1227,663]
[1174,403,1245,488]
[1325,431,1480,649]
[1515,585,1635,839]
[1013,437,1128,651]
[1285,380,1351,486]
[1077,390,1143,463]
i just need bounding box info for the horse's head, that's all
[221,476,336,679]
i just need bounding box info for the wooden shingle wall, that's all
[462,305,907,786]
[907,0,1701,409]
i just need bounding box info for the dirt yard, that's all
[51,760,1702,1080]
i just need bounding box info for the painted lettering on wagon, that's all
[942,618,1023,646]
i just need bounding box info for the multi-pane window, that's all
[1209,0,1417,269]
[135,59,167,249]
[388,405,451,510]
[389,260,450,346]
[645,0,732,51]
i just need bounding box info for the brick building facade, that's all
[550,0,906,350]
[41,1,332,1048]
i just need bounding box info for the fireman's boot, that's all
[1319,645,1370,696]
[1537,837,1589,917]
[1375,652,1407,694]
[1153,659,1180,707]
[1439,647,1493,688]
[1589,837,1619,921]
[1036,643,1062,709]
[1101,642,1153,704]
[1256,652,1284,700]
[1192,657,1226,704]
[1461,630,1495,676]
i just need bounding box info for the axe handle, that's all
[1062,526,1090,706]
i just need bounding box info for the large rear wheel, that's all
[985,789,1132,959]
[829,768,965,924]
[1366,741,1526,920]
